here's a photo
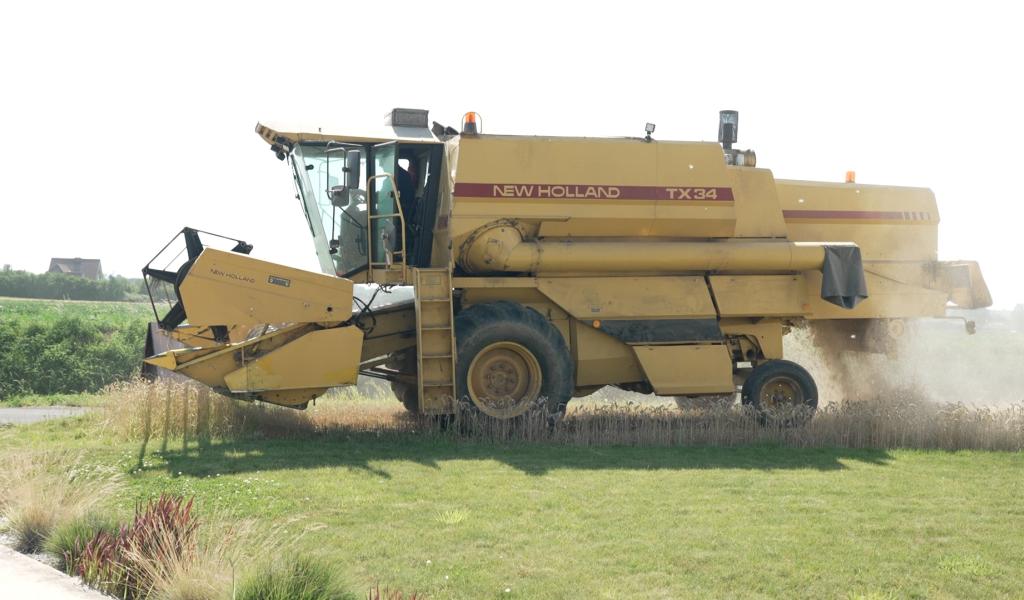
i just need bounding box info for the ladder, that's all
[366,173,409,285]
[412,268,457,413]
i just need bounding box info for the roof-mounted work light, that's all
[462,112,482,134]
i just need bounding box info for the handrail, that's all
[365,173,408,282]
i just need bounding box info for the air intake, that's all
[385,108,429,128]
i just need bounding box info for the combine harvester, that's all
[142,109,990,421]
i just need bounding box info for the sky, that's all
[1,1,1021,308]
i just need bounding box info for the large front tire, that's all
[454,301,573,421]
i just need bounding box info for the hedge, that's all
[0,315,147,399]
[0,270,144,302]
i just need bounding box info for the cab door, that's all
[369,142,404,272]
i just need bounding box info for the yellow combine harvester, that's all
[142,109,990,420]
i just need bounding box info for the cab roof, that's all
[255,121,440,148]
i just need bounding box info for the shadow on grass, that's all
[145,432,893,479]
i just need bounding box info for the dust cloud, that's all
[789,314,1024,408]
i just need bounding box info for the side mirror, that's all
[345,151,361,189]
[330,150,362,207]
[329,185,349,207]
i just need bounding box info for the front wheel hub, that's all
[759,375,805,409]
[467,341,542,419]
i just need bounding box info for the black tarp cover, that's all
[820,245,868,309]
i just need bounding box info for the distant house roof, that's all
[48,258,103,280]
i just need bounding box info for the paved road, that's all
[0,407,90,425]
[0,545,109,599]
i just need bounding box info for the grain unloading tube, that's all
[457,223,868,308]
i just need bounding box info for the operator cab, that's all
[265,109,443,281]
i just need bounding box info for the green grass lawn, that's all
[3,412,1022,599]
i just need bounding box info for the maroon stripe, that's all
[454,182,734,201]
[783,209,926,220]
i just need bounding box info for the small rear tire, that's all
[740,360,818,426]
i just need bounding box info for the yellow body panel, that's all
[573,322,645,387]
[449,136,662,241]
[460,287,571,322]
[729,168,788,238]
[147,323,315,388]
[447,135,789,244]
[146,319,359,409]
[223,326,363,393]
[537,277,715,319]
[803,271,948,319]
[777,180,938,262]
[711,275,807,317]
[179,249,353,327]
[633,345,735,395]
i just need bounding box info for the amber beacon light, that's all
[462,112,482,134]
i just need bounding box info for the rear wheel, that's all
[741,360,818,425]
[455,301,573,421]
